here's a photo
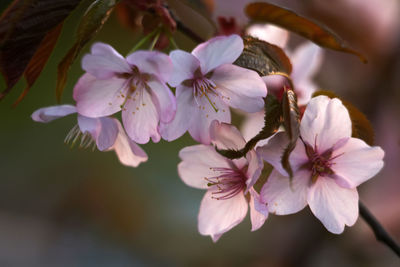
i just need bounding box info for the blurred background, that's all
[0,0,399,266]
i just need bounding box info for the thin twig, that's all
[175,20,204,43]
[359,201,400,257]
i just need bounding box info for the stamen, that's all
[193,78,219,113]
[64,124,97,150]
[205,167,246,200]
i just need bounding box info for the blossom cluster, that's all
[32,33,384,242]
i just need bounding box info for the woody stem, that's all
[359,201,400,257]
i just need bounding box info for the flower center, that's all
[205,167,247,200]
[116,66,150,113]
[192,77,219,112]
[302,138,335,183]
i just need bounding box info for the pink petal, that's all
[159,85,194,142]
[300,96,352,153]
[291,42,324,87]
[212,64,267,112]
[257,133,308,176]
[290,42,323,106]
[126,51,172,82]
[295,80,317,106]
[178,144,231,189]
[96,117,119,151]
[31,105,76,123]
[169,50,200,87]
[331,138,385,188]
[74,73,127,118]
[198,189,248,242]
[82,43,131,79]
[249,188,268,231]
[308,176,359,234]
[188,92,231,145]
[77,115,100,139]
[241,111,264,142]
[245,150,264,191]
[111,119,148,167]
[247,24,289,48]
[209,120,246,150]
[192,35,243,74]
[147,78,176,123]
[261,170,309,215]
[122,87,160,144]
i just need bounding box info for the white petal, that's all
[247,24,289,47]
[159,85,194,142]
[122,87,160,144]
[74,73,127,118]
[111,119,148,167]
[192,35,243,74]
[331,138,385,188]
[77,115,100,139]
[291,42,324,87]
[249,188,268,231]
[126,50,172,82]
[212,64,267,112]
[209,120,246,150]
[96,117,119,151]
[178,144,231,189]
[82,42,131,79]
[147,78,176,123]
[245,150,264,191]
[31,105,76,123]
[198,190,248,242]
[188,92,231,145]
[261,170,309,215]
[168,50,200,87]
[301,96,352,153]
[308,176,359,234]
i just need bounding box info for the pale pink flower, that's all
[73,43,176,144]
[178,121,268,242]
[161,35,267,144]
[257,96,384,234]
[32,105,148,168]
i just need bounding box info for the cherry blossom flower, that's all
[160,35,267,144]
[178,121,268,242]
[257,96,384,234]
[32,105,148,168]
[73,42,176,144]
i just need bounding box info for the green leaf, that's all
[0,0,82,102]
[281,88,300,178]
[234,35,292,77]
[216,95,282,159]
[246,2,367,63]
[313,90,374,145]
[56,0,116,102]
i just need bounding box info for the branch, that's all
[359,201,400,257]
[175,20,205,43]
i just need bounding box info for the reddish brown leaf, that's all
[55,0,116,102]
[0,0,82,101]
[12,23,63,106]
[234,35,292,77]
[313,90,375,145]
[246,2,367,63]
